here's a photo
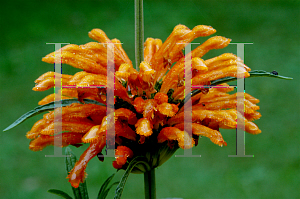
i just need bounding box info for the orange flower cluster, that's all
[28,24,261,188]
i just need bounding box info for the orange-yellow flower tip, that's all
[158,127,194,149]
[67,136,106,188]
[135,118,153,137]
[67,170,85,188]
[192,25,216,37]
[192,57,208,72]
[82,125,101,143]
[116,63,131,82]
[133,97,145,113]
[157,103,178,117]
[112,160,123,169]
[245,121,262,134]
[115,146,133,166]
[154,93,168,105]
[29,133,83,151]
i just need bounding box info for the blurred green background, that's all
[0,0,299,198]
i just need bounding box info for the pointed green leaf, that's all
[98,172,117,199]
[248,70,293,79]
[48,189,73,199]
[103,182,119,198]
[3,99,104,132]
[114,156,151,199]
[210,70,292,86]
[65,147,89,199]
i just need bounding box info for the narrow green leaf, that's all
[97,172,117,199]
[3,99,104,132]
[210,76,236,86]
[104,182,119,197]
[114,156,151,199]
[65,147,89,199]
[249,70,293,79]
[210,70,293,86]
[48,189,73,199]
[98,180,119,199]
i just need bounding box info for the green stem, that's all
[144,169,156,199]
[135,0,144,71]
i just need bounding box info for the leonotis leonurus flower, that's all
[28,24,261,188]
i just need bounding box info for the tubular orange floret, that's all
[112,161,123,169]
[133,97,146,113]
[115,80,133,104]
[144,38,157,63]
[143,99,157,120]
[68,71,89,85]
[169,25,216,61]
[245,111,262,121]
[192,57,208,72]
[209,83,235,93]
[88,28,111,44]
[139,61,155,83]
[88,29,132,67]
[168,110,237,128]
[192,65,249,85]
[157,127,194,149]
[43,104,106,121]
[245,121,262,134]
[38,95,72,105]
[116,63,131,82]
[82,125,101,143]
[35,72,72,83]
[157,103,178,117]
[154,92,168,105]
[135,118,153,137]
[159,60,183,94]
[26,119,49,139]
[244,93,260,104]
[114,146,134,167]
[68,132,106,188]
[204,53,239,66]
[43,51,107,75]
[29,133,83,151]
[116,124,137,141]
[114,108,137,125]
[77,74,107,86]
[40,121,95,135]
[175,123,227,147]
[33,77,69,91]
[192,36,231,58]
[38,89,78,105]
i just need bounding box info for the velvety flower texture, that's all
[27,24,261,188]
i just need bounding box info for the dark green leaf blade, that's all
[3,99,104,132]
[65,147,89,199]
[48,189,73,199]
[98,172,117,199]
[210,70,293,86]
[248,70,293,79]
[102,182,119,199]
[114,156,151,199]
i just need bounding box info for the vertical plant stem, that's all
[135,0,144,71]
[144,169,156,199]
